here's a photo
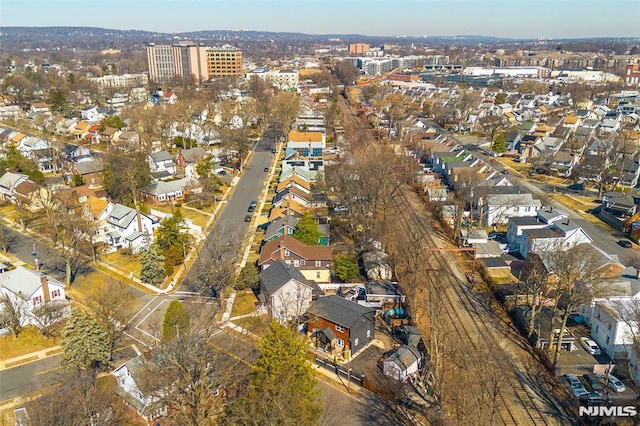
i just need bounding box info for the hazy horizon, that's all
[2,0,639,39]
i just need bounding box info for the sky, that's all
[2,0,639,39]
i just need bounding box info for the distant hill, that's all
[0,26,637,51]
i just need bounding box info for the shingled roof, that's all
[307,295,374,329]
[259,260,310,296]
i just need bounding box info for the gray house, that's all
[307,295,375,357]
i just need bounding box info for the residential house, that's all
[80,106,101,122]
[71,121,91,139]
[264,216,298,244]
[30,103,50,113]
[381,345,422,381]
[361,251,393,281]
[0,268,67,328]
[259,260,316,324]
[273,186,315,209]
[600,191,640,232]
[286,131,326,159]
[276,173,312,194]
[148,151,177,180]
[99,127,120,145]
[115,130,140,148]
[307,295,375,357]
[600,118,621,134]
[549,151,578,177]
[258,235,332,282]
[71,159,105,188]
[507,207,569,252]
[483,192,541,226]
[0,172,29,201]
[268,199,307,221]
[520,219,592,259]
[62,143,93,165]
[104,203,158,253]
[176,148,207,177]
[112,351,168,422]
[139,177,202,206]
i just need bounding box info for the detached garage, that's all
[382,345,422,381]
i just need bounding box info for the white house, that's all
[0,172,29,201]
[382,345,422,381]
[148,151,177,180]
[520,219,592,259]
[0,268,67,328]
[506,207,568,252]
[112,351,167,422]
[259,260,315,324]
[103,203,159,253]
[80,105,101,122]
[483,192,541,226]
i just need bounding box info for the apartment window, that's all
[335,324,345,333]
[335,338,345,347]
[315,260,321,267]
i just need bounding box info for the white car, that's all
[580,337,601,355]
[601,374,626,393]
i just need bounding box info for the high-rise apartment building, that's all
[146,43,243,84]
[206,47,243,78]
[349,43,370,55]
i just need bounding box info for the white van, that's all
[580,337,601,355]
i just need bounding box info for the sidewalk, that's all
[0,345,62,371]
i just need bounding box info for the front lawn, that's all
[149,205,211,229]
[233,314,270,336]
[230,289,258,317]
[102,251,141,276]
[0,326,60,361]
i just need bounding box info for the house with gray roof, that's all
[382,345,422,381]
[139,177,201,206]
[264,216,298,244]
[520,218,592,258]
[483,192,541,226]
[148,151,177,180]
[0,172,28,201]
[0,268,68,328]
[104,203,158,253]
[307,295,375,357]
[259,260,317,324]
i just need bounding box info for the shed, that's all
[382,345,422,381]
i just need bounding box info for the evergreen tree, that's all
[50,89,67,113]
[236,262,259,290]
[292,213,322,246]
[61,308,111,371]
[155,208,188,252]
[162,300,190,341]
[492,133,507,154]
[225,321,322,425]
[334,255,358,282]
[98,115,124,131]
[140,246,166,285]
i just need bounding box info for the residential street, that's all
[180,135,276,292]
[0,356,61,402]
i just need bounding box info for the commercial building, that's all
[89,73,149,88]
[146,43,243,84]
[349,43,370,55]
[625,64,640,88]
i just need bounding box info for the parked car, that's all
[568,182,585,191]
[580,392,604,406]
[271,149,276,154]
[618,240,633,248]
[601,374,626,393]
[244,214,252,223]
[248,200,257,212]
[580,337,601,355]
[501,169,509,175]
[582,374,604,393]
[564,374,588,397]
[264,167,269,172]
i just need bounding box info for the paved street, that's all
[0,356,61,402]
[180,135,276,292]
[318,380,400,425]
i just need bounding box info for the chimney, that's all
[279,239,285,261]
[566,218,571,225]
[40,273,51,303]
[549,206,553,212]
[142,347,152,363]
[136,207,143,233]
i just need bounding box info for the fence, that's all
[313,356,364,387]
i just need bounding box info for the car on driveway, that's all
[582,374,604,393]
[601,374,626,393]
[618,240,633,248]
[244,214,252,223]
[580,337,601,355]
[564,374,588,397]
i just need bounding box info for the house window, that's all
[32,295,43,306]
[366,329,371,338]
[293,260,299,267]
[316,272,321,279]
[525,206,531,212]
[335,338,345,347]
[595,325,599,334]
[354,338,359,347]
[606,336,610,345]
[300,260,306,266]
[284,249,290,257]
[315,260,321,267]
[51,289,61,299]
[335,324,345,333]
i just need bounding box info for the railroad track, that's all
[393,189,571,425]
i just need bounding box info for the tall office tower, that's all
[207,47,243,78]
[146,43,177,84]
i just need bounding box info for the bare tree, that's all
[190,227,238,301]
[520,253,555,339]
[31,300,67,339]
[0,225,18,253]
[0,293,25,337]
